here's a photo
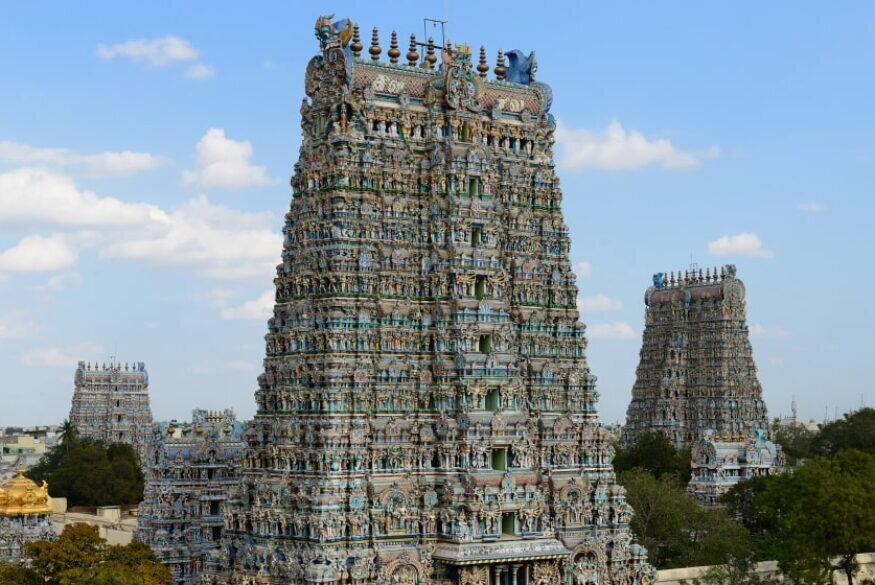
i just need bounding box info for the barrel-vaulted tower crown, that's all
[206,15,655,585]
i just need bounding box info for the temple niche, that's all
[621,266,783,505]
[203,15,655,585]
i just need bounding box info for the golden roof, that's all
[0,468,52,516]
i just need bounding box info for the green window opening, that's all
[501,512,516,536]
[468,177,480,198]
[492,448,507,471]
[475,276,486,299]
[485,388,500,411]
[479,334,492,353]
[471,226,482,246]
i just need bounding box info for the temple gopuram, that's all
[204,15,654,585]
[136,409,245,584]
[621,266,782,504]
[0,469,55,563]
[69,360,153,463]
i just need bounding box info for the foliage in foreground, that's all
[26,421,144,507]
[0,524,170,585]
[619,469,751,569]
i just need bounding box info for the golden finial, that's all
[388,30,400,64]
[494,49,506,81]
[407,34,419,66]
[351,24,363,58]
[477,46,489,77]
[369,27,381,61]
[424,37,436,70]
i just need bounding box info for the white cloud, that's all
[750,323,791,340]
[587,321,637,340]
[578,294,623,312]
[182,128,273,190]
[32,272,82,292]
[0,234,76,272]
[0,312,37,340]
[100,195,281,280]
[708,232,775,258]
[185,64,215,79]
[220,290,274,320]
[21,343,103,367]
[0,141,165,177]
[574,261,592,279]
[0,168,279,281]
[0,168,168,229]
[555,120,715,171]
[797,202,827,213]
[95,36,198,66]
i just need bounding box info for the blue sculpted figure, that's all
[505,50,537,84]
[652,272,666,289]
[314,15,354,83]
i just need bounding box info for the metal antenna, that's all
[422,18,448,60]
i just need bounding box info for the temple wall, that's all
[655,553,875,584]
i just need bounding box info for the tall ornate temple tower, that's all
[136,409,245,584]
[69,360,153,462]
[621,266,771,450]
[209,16,653,585]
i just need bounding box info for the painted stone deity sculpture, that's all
[204,16,655,585]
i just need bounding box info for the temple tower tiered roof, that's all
[206,16,654,585]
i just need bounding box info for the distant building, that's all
[622,266,782,504]
[688,430,783,506]
[0,468,55,563]
[69,360,153,462]
[622,266,770,450]
[135,409,244,585]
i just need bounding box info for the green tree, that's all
[0,562,42,585]
[614,431,692,481]
[24,525,170,585]
[27,437,144,506]
[620,469,752,569]
[771,421,816,466]
[812,408,875,457]
[758,450,875,585]
[720,475,781,560]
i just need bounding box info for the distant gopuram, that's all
[621,265,771,450]
[205,15,654,585]
[69,360,153,462]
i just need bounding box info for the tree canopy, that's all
[0,524,170,585]
[812,408,875,458]
[619,469,752,569]
[613,431,692,481]
[26,424,144,507]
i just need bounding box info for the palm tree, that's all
[59,420,78,453]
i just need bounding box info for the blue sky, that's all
[1,1,873,427]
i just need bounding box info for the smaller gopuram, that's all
[0,468,55,563]
[69,360,153,462]
[135,409,245,585]
[622,265,782,504]
[688,430,783,506]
